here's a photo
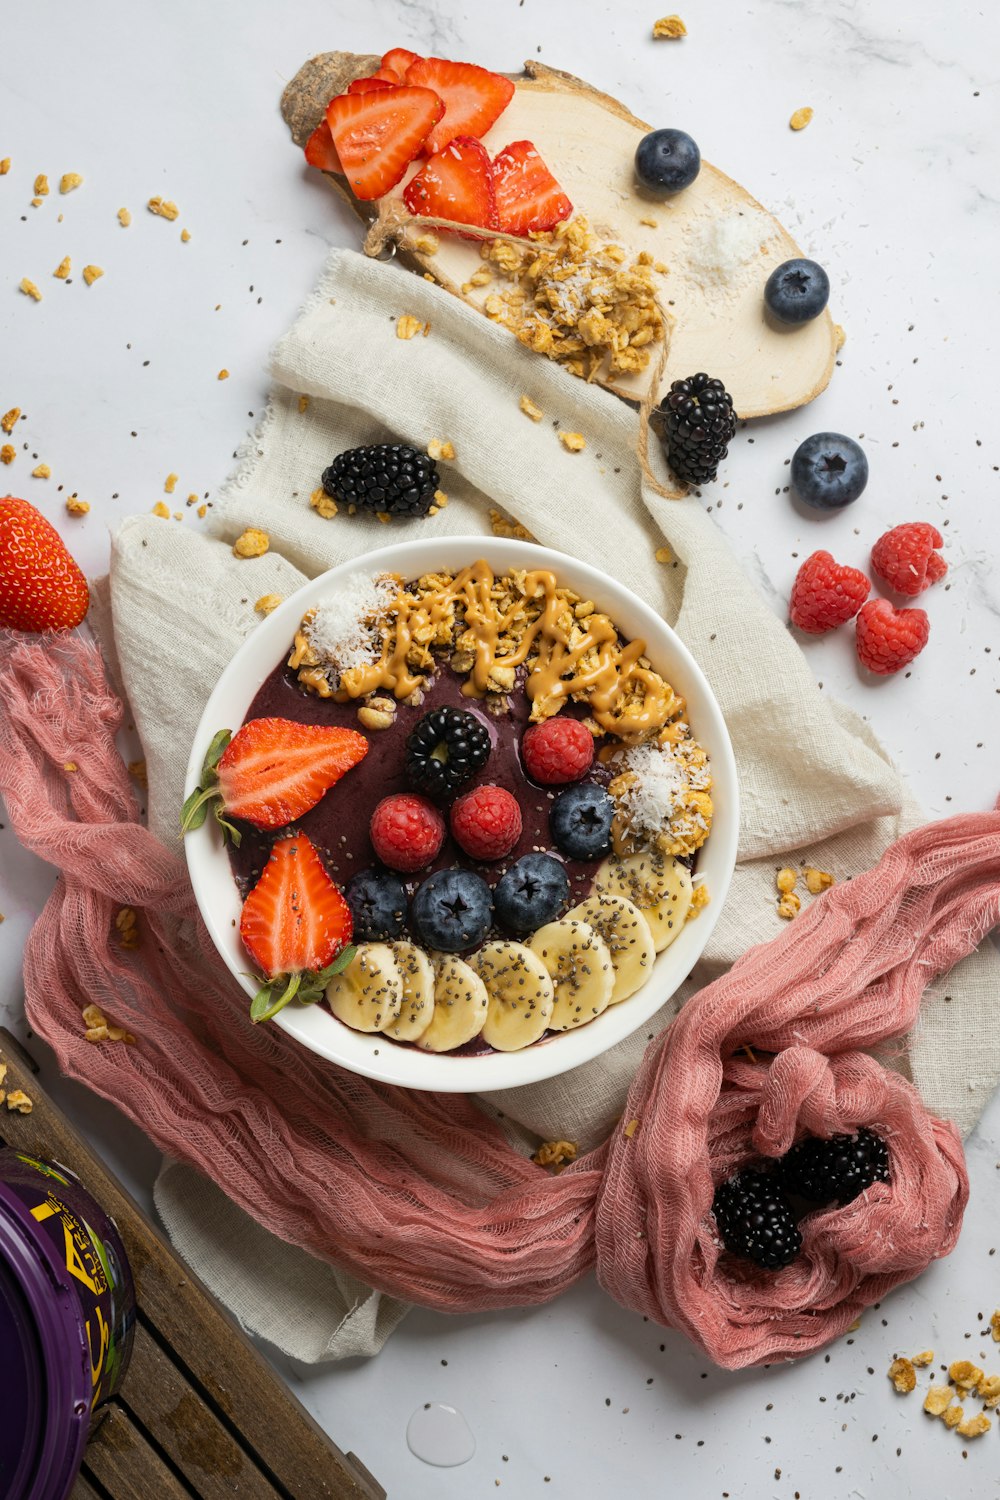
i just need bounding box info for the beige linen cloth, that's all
[97,248,999,1362]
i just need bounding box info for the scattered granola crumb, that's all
[639,215,659,228]
[687,882,710,918]
[19,277,42,301]
[411,230,439,255]
[396,313,423,340]
[63,762,78,773]
[461,267,493,293]
[148,195,179,220]
[298,394,309,414]
[128,759,147,787]
[0,408,19,434]
[0,1062,5,1084]
[923,1385,955,1417]
[977,1374,1000,1406]
[53,256,71,279]
[0,445,15,465]
[775,867,798,894]
[423,321,431,336]
[804,866,835,894]
[532,1139,578,1168]
[655,546,672,564]
[180,228,191,242]
[115,907,140,950]
[59,172,83,194]
[117,206,131,227]
[186,492,198,505]
[427,438,455,462]
[488,507,535,541]
[912,1350,935,1367]
[433,489,448,507]
[233,526,269,558]
[34,173,49,197]
[310,487,338,519]
[164,472,178,494]
[652,15,687,38]
[558,431,586,453]
[991,1310,1000,1342]
[31,463,50,479]
[65,496,89,515]
[833,323,846,351]
[374,511,391,525]
[196,503,207,519]
[888,1358,916,1394]
[948,1361,983,1391]
[217,368,229,380]
[82,264,104,286]
[0,158,10,175]
[958,1411,991,1439]
[82,1003,135,1044]
[519,394,544,422]
[941,1403,964,1429]
[255,594,283,616]
[5,1090,33,1114]
[777,891,801,920]
[623,1118,640,1139]
[151,501,171,518]
[790,107,814,131]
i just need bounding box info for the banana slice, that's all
[472,941,555,1051]
[383,942,436,1041]
[566,892,656,1004]
[326,943,403,1032]
[527,919,614,1031]
[594,851,692,953]
[416,955,489,1052]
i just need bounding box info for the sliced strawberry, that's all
[181,718,368,842]
[404,57,514,155]
[492,140,573,234]
[326,86,444,200]
[382,47,422,76]
[403,136,498,235]
[240,833,354,1021]
[304,118,343,174]
[347,75,397,95]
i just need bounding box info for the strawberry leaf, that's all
[250,971,302,1024]
[200,728,231,785]
[180,786,211,832]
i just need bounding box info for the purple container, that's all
[0,1149,135,1500]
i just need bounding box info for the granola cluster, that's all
[479,216,668,380]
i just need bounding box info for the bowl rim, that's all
[184,535,739,1092]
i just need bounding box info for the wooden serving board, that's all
[282,53,837,419]
[0,1031,383,1500]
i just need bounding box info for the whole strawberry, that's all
[789,550,870,635]
[0,495,89,631]
[870,522,947,596]
[856,599,929,675]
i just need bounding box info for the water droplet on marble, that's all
[406,1402,475,1466]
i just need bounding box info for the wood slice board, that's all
[281,54,836,420]
[0,1030,384,1500]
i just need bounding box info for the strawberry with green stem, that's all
[240,831,355,1023]
[181,717,368,846]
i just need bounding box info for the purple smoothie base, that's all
[227,644,695,1056]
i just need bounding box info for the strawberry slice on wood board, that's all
[304,118,343,173]
[0,495,89,632]
[240,832,355,1022]
[404,56,515,155]
[403,135,499,235]
[181,718,368,842]
[492,140,573,234]
[326,86,443,200]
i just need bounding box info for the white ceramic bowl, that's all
[185,536,738,1092]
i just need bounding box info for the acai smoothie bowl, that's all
[184,537,738,1091]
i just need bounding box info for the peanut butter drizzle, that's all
[303,560,678,740]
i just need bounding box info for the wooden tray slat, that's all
[0,1031,384,1500]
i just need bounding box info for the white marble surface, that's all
[1,1,998,1495]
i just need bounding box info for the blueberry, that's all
[345,867,408,942]
[763,258,830,324]
[634,129,700,196]
[411,868,493,953]
[549,782,614,861]
[791,432,869,510]
[494,853,570,935]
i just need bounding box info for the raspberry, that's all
[788,550,870,635]
[450,785,522,861]
[870,522,947,596]
[855,598,929,675]
[369,793,445,873]
[521,716,595,785]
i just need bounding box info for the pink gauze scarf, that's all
[1,636,997,1368]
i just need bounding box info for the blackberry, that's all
[778,1129,890,1205]
[712,1170,802,1270]
[652,372,736,487]
[405,707,491,798]
[321,443,440,518]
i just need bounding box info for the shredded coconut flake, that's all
[617,739,710,834]
[305,574,396,679]
[680,208,780,290]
